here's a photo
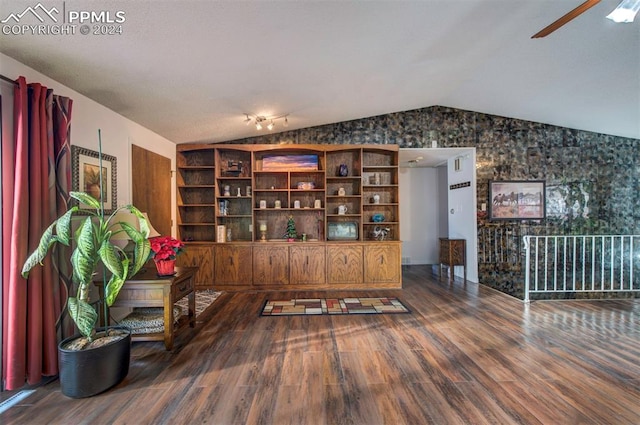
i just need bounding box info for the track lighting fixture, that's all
[243,113,290,131]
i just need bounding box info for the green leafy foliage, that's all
[105,262,128,306]
[71,191,101,210]
[21,223,56,274]
[21,191,150,341]
[68,297,98,339]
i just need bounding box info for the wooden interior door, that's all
[131,144,171,236]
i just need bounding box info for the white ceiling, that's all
[1,1,638,144]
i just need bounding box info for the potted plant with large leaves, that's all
[22,191,151,398]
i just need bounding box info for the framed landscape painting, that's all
[489,180,545,220]
[72,145,117,214]
[262,154,318,171]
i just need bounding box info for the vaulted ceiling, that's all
[1,0,638,144]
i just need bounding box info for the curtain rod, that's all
[0,74,18,86]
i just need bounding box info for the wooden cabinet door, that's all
[290,245,325,284]
[176,244,214,289]
[214,245,252,286]
[132,144,172,236]
[364,243,401,284]
[326,244,363,284]
[253,245,289,285]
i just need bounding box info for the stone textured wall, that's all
[223,106,640,298]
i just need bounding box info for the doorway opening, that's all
[399,148,477,282]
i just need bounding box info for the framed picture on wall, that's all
[262,154,318,171]
[489,180,545,220]
[71,145,117,214]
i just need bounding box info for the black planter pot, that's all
[58,326,131,398]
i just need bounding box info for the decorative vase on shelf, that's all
[371,213,385,222]
[154,259,176,276]
[338,164,348,177]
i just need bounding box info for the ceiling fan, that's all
[532,0,640,38]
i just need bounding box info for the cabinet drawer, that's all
[172,276,193,300]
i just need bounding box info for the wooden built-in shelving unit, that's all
[175,144,401,290]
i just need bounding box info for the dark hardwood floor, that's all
[2,265,639,424]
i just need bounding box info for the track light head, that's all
[267,121,275,131]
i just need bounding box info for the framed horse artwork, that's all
[489,180,546,220]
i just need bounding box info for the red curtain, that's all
[2,76,72,391]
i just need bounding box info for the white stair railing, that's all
[523,235,640,302]
[478,226,522,265]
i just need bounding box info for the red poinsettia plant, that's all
[149,236,185,261]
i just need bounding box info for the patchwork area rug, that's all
[119,289,222,334]
[261,297,410,316]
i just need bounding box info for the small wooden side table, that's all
[439,238,466,282]
[95,266,198,350]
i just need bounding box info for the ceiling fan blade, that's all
[532,0,601,38]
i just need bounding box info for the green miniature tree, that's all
[284,215,297,241]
